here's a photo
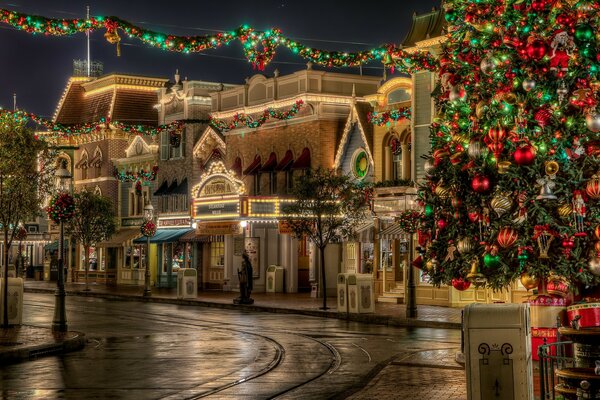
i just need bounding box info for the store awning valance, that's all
[173,178,188,195]
[167,179,178,195]
[276,149,294,171]
[356,221,374,242]
[261,152,277,172]
[133,228,194,244]
[243,155,261,175]
[179,230,224,243]
[292,147,311,169]
[379,223,406,240]
[44,240,70,252]
[231,157,242,177]
[96,229,141,248]
[154,180,168,196]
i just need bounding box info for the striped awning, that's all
[356,221,374,243]
[379,223,406,240]
[179,230,224,243]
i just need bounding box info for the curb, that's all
[24,287,461,330]
[0,330,86,365]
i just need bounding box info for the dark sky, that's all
[0,0,440,117]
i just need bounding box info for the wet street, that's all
[1,293,460,399]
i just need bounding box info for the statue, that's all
[234,252,254,305]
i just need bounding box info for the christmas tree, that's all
[421,0,600,291]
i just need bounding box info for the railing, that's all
[538,339,574,400]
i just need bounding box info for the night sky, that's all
[0,0,440,117]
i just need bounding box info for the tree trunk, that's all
[2,233,9,327]
[84,245,90,291]
[320,245,327,310]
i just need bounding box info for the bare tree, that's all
[282,168,367,310]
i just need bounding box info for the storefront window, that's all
[172,243,183,270]
[125,246,144,269]
[380,239,393,271]
[211,242,225,267]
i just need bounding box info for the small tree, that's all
[68,190,116,291]
[0,113,54,327]
[283,168,368,310]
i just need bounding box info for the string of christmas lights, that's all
[0,8,438,72]
[367,107,411,126]
[209,100,305,131]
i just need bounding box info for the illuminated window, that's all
[210,242,225,267]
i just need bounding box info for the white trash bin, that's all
[337,273,349,313]
[266,265,284,293]
[0,278,24,325]
[177,269,197,299]
[347,274,358,313]
[464,303,533,400]
[355,273,374,313]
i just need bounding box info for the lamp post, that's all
[52,164,72,332]
[143,203,154,297]
[405,188,418,319]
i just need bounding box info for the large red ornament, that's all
[531,0,547,11]
[452,278,471,291]
[556,13,574,27]
[594,225,600,241]
[487,125,507,143]
[513,144,536,165]
[534,108,552,128]
[526,39,548,60]
[497,227,518,248]
[472,175,491,193]
[586,176,600,199]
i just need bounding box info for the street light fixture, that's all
[143,203,154,297]
[52,163,72,332]
[404,187,418,319]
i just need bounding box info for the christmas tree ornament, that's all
[467,139,486,159]
[425,257,439,272]
[480,55,499,75]
[476,101,487,118]
[561,236,575,258]
[457,237,475,254]
[556,82,569,102]
[557,203,573,219]
[423,157,435,176]
[437,218,447,231]
[490,191,513,217]
[545,161,559,177]
[594,225,600,241]
[451,197,461,209]
[513,143,536,165]
[590,256,600,276]
[522,78,536,92]
[497,227,518,248]
[534,226,557,259]
[483,252,501,268]
[572,190,587,236]
[435,184,452,199]
[546,276,569,297]
[449,85,467,102]
[472,174,491,193]
[534,108,552,128]
[466,258,486,285]
[586,112,600,132]
[520,272,539,290]
[526,38,548,60]
[536,175,557,200]
[549,30,575,72]
[451,277,471,291]
[585,175,600,199]
[574,23,594,42]
[497,161,512,174]
[531,0,547,11]
[513,192,528,224]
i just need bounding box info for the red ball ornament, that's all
[556,13,574,27]
[437,218,447,230]
[586,177,600,199]
[452,278,471,291]
[526,39,548,60]
[513,144,536,165]
[451,198,462,209]
[531,0,546,11]
[487,125,507,143]
[594,225,600,241]
[472,175,491,193]
[534,108,552,128]
[497,227,518,248]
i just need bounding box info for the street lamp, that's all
[404,187,418,319]
[143,203,154,297]
[52,164,72,332]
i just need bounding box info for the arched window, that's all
[92,147,103,177]
[384,131,410,181]
[387,88,410,105]
[94,186,102,196]
[77,150,89,180]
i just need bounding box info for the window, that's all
[210,242,225,267]
[172,195,179,212]
[269,172,277,195]
[253,174,261,195]
[181,194,188,211]
[393,151,402,181]
[352,148,370,180]
[160,132,169,161]
[162,129,187,160]
[387,88,410,104]
[286,170,294,193]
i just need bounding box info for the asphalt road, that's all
[0,293,461,399]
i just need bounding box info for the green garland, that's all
[0,8,438,73]
[367,107,411,126]
[209,100,304,132]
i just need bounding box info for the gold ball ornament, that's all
[586,175,600,199]
[588,256,600,277]
[545,161,559,177]
[557,203,573,219]
[435,185,452,199]
[457,237,475,254]
[476,101,487,119]
[490,192,513,217]
[520,272,539,290]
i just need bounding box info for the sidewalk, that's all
[23,280,463,329]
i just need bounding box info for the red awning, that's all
[276,150,294,171]
[261,152,277,172]
[292,147,311,169]
[243,155,261,175]
[231,157,242,177]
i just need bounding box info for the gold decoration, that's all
[545,161,559,177]
[520,272,539,290]
[490,192,513,217]
[104,29,122,57]
[476,101,487,118]
[457,237,475,254]
[497,161,511,174]
[557,203,573,219]
[466,258,486,285]
[435,185,451,199]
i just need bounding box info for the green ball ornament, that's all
[575,24,594,42]
[445,9,457,23]
[483,253,501,268]
[424,204,434,218]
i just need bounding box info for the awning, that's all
[379,223,407,240]
[44,240,69,251]
[133,228,194,244]
[167,179,178,195]
[292,147,311,169]
[173,178,188,195]
[154,180,168,196]
[231,157,242,177]
[179,230,224,243]
[276,149,294,171]
[75,157,88,169]
[96,229,141,248]
[243,155,261,175]
[356,221,374,242]
[261,152,277,172]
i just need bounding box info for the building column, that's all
[401,144,410,180]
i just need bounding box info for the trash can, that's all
[464,303,533,400]
[355,273,375,313]
[266,265,284,293]
[347,274,358,313]
[34,266,43,281]
[337,273,349,313]
[310,282,318,298]
[177,268,197,299]
[0,278,24,325]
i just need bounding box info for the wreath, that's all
[396,210,422,234]
[140,220,157,237]
[46,193,75,223]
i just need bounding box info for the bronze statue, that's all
[234,252,254,305]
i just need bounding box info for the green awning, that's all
[133,228,193,244]
[44,240,69,251]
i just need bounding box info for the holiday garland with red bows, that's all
[209,100,305,132]
[367,107,411,126]
[140,220,157,237]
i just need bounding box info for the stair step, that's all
[377,296,404,304]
